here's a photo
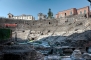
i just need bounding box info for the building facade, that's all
[8,13,35,20]
[38,13,47,20]
[56,6,90,18]
[77,6,90,18]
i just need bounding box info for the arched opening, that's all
[41,33,43,35]
[22,30,25,32]
[48,30,50,32]
[49,22,51,24]
[31,38,35,40]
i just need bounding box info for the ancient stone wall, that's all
[0,17,91,40]
[0,18,58,31]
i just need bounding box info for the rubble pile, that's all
[71,49,91,60]
[38,30,91,47]
[21,30,91,58]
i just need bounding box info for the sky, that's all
[0,0,90,20]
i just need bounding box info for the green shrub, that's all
[0,28,11,40]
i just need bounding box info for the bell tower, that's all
[8,13,13,18]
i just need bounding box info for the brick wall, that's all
[56,6,90,18]
[57,8,76,18]
[77,6,90,18]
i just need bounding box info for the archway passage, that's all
[3,54,21,60]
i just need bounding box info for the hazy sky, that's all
[0,0,90,19]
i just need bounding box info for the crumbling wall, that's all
[0,17,91,40]
[0,18,58,31]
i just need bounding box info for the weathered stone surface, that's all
[1,45,44,60]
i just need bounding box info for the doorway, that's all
[65,13,66,16]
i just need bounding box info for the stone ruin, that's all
[0,13,91,60]
[0,45,44,60]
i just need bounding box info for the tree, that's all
[88,0,91,7]
[47,8,53,19]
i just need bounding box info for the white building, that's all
[38,13,47,20]
[8,13,35,20]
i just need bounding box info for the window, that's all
[56,15,57,18]
[60,14,62,18]
[16,17,17,19]
[80,11,82,14]
[17,17,19,19]
[26,16,28,19]
[13,17,15,19]
[18,17,20,19]
[19,17,20,19]
[23,17,24,19]
[21,16,23,19]
[23,17,25,19]
[20,17,22,19]
[28,16,31,19]
[84,10,86,14]
[70,11,72,15]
